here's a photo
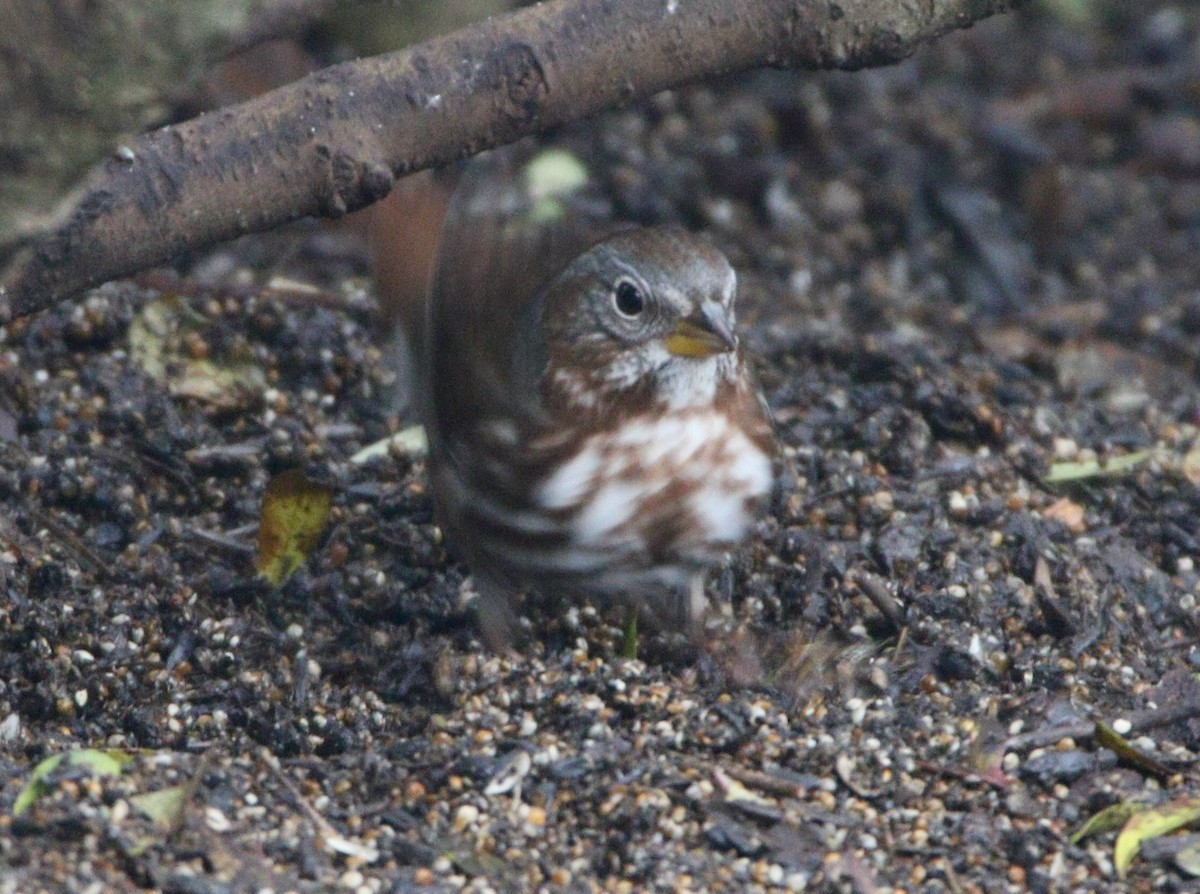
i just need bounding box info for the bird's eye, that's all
[613,279,645,317]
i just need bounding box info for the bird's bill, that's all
[664,304,736,358]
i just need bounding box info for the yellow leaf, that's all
[255,468,334,586]
[1115,797,1200,879]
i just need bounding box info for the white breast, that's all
[536,411,772,560]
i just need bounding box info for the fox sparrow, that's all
[424,155,777,639]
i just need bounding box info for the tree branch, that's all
[0,0,1024,320]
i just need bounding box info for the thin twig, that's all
[1005,698,1200,753]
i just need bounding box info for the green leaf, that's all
[13,754,64,816]
[1045,450,1152,483]
[70,749,132,775]
[1070,800,1146,844]
[13,749,133,816]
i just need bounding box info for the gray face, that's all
[540,227,739,369]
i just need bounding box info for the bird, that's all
[423,152,777,644]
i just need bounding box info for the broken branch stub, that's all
[0,0,1024,319]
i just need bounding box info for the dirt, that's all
[4,4,1200,892]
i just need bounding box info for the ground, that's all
[3,3,1200,893]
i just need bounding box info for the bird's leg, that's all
[686,572,711,632]
[462,574,520,653]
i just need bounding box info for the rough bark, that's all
[0,0,1025,320]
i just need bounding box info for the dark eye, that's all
[613,279,645,317]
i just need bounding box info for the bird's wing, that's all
[425,147,611,445]
[424,145,613,504]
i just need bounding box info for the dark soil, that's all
[4,4,1200,892]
